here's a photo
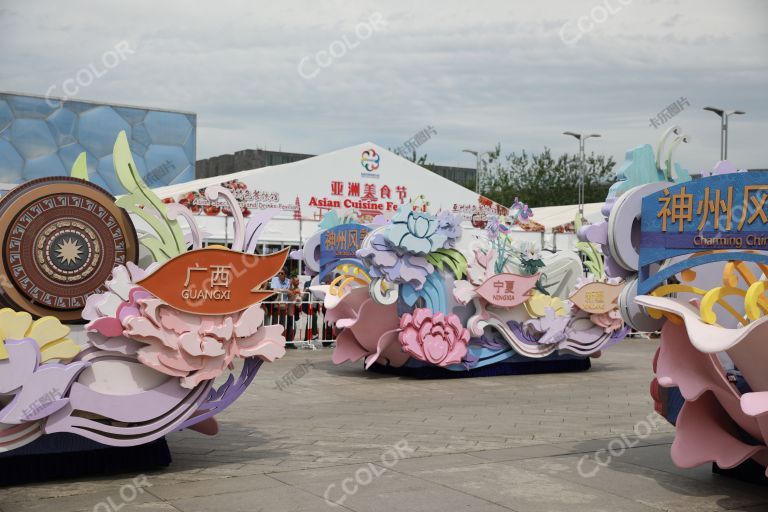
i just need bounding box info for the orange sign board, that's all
[137,247,289,315]
[569,281,624,314]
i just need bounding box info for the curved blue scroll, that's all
[400,272,448,314]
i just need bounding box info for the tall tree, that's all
[479,145,615,208]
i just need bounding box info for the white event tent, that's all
[139,142,605,261]
[147,142,547,252]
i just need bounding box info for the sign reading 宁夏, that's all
[569,281,624,314]
[475,273,539,308]
[137,247,289,315]
[320,224,370,266]
[638,172,768,295]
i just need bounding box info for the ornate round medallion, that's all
[0,177,138,322]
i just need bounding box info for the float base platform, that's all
[0,434,171,485]
[368,357,591,379]
[713,460,768,486]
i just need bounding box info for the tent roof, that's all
[529,202,605,231]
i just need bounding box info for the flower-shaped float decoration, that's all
[621,164,768,479]
[295,193,627,374]
[589,133,768,479]
[0,132,289,451]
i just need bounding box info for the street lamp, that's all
[703,107,745,161]
[562,131,601,219]
[462,149,491,193]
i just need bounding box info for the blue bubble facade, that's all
[0,93,196,195]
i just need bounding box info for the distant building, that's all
[423,164,476,189]
[196,149,314,179]
[196,149,477,189]
[0,91,196,195]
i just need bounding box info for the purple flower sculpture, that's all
[386,207,447,254]
[357,233,434,290]
[486,215,501,239]
[435,210,463,248]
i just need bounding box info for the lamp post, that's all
[703,107,745,161]
[462,149,491,194]
[562,131,601,219]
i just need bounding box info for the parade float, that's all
[584,127,768,481]
[294,193,628,377]
[0,132,288,482]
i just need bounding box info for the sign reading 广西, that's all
[138,247,289,315]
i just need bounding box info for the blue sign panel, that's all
[320,223,370,267]
[638,172,768,294]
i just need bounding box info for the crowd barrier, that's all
[261,297,337,348]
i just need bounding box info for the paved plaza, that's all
[1,338,766,512]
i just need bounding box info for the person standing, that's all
[269,269,291,331]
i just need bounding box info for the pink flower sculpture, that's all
[124,301,285,389]
[398,308,470,367]
[86,264,285,389]
[637,295,768,476]
[590,309,624,334]
[325,287,409,369]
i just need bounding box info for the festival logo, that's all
[361,149,380,173]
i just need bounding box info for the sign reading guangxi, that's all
[638,171,768,294]
[137,247,289,315]
[475,273,539,308]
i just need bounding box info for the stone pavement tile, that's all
[471,443,578,462]
[169,485,336,512]
[388,460,659,511]
[510,454,768,511]
[1,485,160,512]
[381,452,487,473]
[267,462,426,497]
[147,473,286,501]
[612,443,728,482]
[339,486,514,512]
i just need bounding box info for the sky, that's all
[1,0,766,174]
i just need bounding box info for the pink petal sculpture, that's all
[398,308,470,367]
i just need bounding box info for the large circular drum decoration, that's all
[0,177,138,321]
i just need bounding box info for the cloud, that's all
[0,0,766,177]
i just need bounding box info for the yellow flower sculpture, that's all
[525,291,569,318]
[0,309,80,362]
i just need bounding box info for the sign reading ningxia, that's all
[475,273,539,308]
[137,247,289,315]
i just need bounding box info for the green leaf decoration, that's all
[70,152,89,181]
[426,248,468,280]
[112,131,186,262]
[573,213,605,280]
[575,241,605,281]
